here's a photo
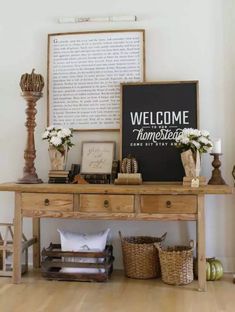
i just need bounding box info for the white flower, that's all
[181,137,190,144]
[57,130,64,138]
[182,128,193,136]
[61,128,71,137]
[182,128,194,136]
[42,131,49,139]
[191,140,200,149]
[198,136,209,145]
[50,136,62,146]
[191,129,201,137]
[50,131,58,137]
[56,129,71,138]
[175,127,212,154]
[42,126,74,151]
[201,130,210,137]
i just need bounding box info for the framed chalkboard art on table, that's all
[121,81,198,182]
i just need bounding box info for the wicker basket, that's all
[119,231,167,279]
[155,240,194,285]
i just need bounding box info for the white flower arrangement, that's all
[42,126,74,153]
[175,128,213,154]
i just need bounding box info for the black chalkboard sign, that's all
[121,81,198,181]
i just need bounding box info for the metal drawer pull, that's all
[166,200,171,208]
[104,200,109,208]
[44,198,50,206]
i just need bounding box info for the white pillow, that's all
[57,228,110,252]
[57,228,110,274]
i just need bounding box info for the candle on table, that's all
[213,138,222,153]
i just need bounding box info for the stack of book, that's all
[80,174,110,184]
[114,173,142,185]
[110,160,119,184]
[48,170,69,184]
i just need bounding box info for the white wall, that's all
[0,0,235,270]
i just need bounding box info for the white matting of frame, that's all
[47,30,145,131]
[80,141,115,174]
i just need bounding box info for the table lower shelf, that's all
[22,210,197,221]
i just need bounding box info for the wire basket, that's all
[155,240,194,285]
[119,231,167,279]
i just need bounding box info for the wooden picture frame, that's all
[80,141,115,174]
[47,30,145,131]
[121,81,198,182]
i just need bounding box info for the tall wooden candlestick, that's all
[208,153,226,185]
[18,92,43,183]
[18,69,44,184]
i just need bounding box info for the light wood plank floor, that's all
[0,271,234,312]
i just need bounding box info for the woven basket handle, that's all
[154,242,162,252]
[160,232,167,242]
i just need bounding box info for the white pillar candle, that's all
[213,138,222,153]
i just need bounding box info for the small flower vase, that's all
[48,145,68,171]
[181,150,200,178]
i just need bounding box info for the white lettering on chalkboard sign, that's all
[130,110,189,126]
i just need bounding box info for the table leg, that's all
[33,218,40,268]
[13,192,22,284]
[197,194,206,291]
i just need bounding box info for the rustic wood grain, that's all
[22,210,196,221]
[13,192,22,284]
[22,193,73,211]
[41,244,114,282]
[73,194,80,211]
[1,271,235,310]
[33,218,40,269]
[197,194,206,292]
[140,195,197,214]
[80,194,134,212]
[0,183,232,195]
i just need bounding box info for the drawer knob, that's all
[166,200,171,208]
[44,198,50,206]
[103,200,109,208]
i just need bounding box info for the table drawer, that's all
[22,193,74,211]
[80,194,134,213]
[140,195,197,214]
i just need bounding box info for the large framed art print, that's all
[47,30,145,130]
[121,81,198,182]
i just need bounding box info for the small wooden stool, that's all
[0,223,35,277]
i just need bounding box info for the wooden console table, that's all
[0,183,232,290]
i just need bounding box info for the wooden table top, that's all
[0,182,232,195]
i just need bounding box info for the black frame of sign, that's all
[120,81,198,182]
